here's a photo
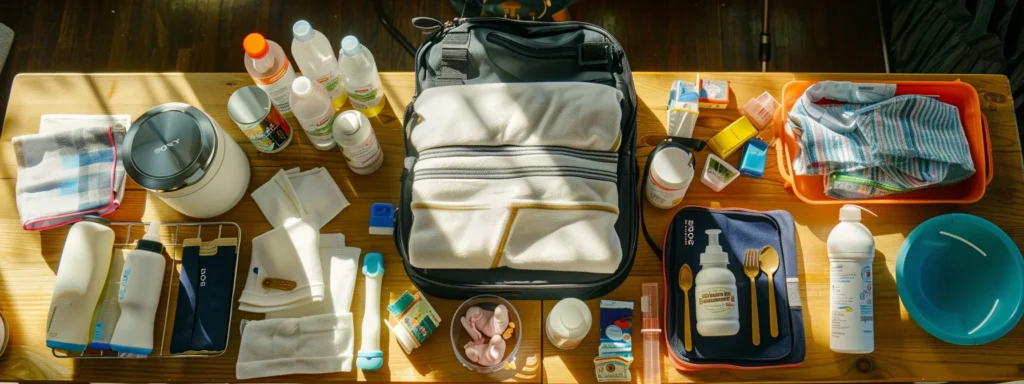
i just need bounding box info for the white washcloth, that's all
[238,214,324,313]
[411,82,624,152]
[267,234,360,319]
[252,169,305,229]
[285,167,350,229]
[236,313,354,379]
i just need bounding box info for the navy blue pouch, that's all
[171,237,236,354]
[170,242,200,354]
[653,207,805,370]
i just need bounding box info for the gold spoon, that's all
[678,264,694,352]
[760,246,781,338]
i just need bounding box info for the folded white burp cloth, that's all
[238,214,324,313]
[236,313,355,379]
[409,148,622,274]
[252,169,306,229]
[267,234,360,319]
[285,168,350,229]
[411,82,624,152]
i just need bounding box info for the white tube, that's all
[357,252,384,370]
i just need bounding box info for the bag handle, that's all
[640,137,707,259]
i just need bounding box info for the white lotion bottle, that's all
[694,229,740,337]
[357,252,384,371]
[90,249,128,350]
[46,216,115,351]
[110,222,166,355]
[333,110,383,175]
[828,205,876,354]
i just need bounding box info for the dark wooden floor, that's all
[0,0,885,120]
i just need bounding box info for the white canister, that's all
[645,146,695,209]
[123,103,252,218]
[332,110,383,175]
[545,298,592,350]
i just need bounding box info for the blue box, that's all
[369,203,394,235]
[739,138,769,178]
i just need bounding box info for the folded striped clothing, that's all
[14,123,127,230]
[407,82,623,274]
[787,81,975,199]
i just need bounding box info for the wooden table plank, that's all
[2,72,1022,383]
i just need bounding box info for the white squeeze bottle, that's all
[46,216,115,352]
[110,222,166,355]
[290,76,337,151]
[292,20,347,110]
[694,229,740,337]
[333,110,384,175]
[828,205,877,354]
[90,249,128,350]
[244,33,298,116]
[338,36,386,117]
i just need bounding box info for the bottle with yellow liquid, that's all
[338,35,386,117]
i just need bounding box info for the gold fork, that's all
[743,249,761,346]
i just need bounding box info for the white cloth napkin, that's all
[238,214,324,313]
[236,313,355,379]
[266,234,360,319]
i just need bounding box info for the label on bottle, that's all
[829,260,873,347]
[340,130,383,172]
[696,286,737,314]
[316,71,345,101]
[253,60,297,114]
[299,112,336,148]
[346,74,383,110]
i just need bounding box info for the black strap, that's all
[436,30,471,86]
[640,137,707,259]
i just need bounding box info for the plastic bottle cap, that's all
[292,20,314,42]
[547,298,591,339]
[341,36,361,57]
[291,77,313,98]
[839,204,877,222]
[143,222,161,243]
[650,147,693,189]
[700,229,728,265]
[243,33,269,59]
[390,322,417,354]
[334,110,364,136]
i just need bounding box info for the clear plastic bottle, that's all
[828,205,876,354]
[45,216,115,352]
[291,20,347,110]
[243,33,297,116]
[109,222,165,355]
[338,36,386,117]
[694,229,740,337]
[290,76,337,151]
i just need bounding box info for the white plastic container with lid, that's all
[338,36,386,117]
[290,76,337,151]
[244,33,297,116]
[292,20,347,111]
[123,103,251,218]
[546,298,592,350]
[694,229,740,337]
[333,110,383,175]
[828,204,877,354]
[45,215,115,352]
[110,222,165,355]
[645,146,695,209]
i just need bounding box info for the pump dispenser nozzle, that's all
[700,229,728,265]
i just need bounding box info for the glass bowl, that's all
[450,295,522,373]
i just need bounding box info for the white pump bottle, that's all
[110,222,166,355]
[828,205,877,354]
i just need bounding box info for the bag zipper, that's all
[414,165,618,183]
[486,33,577,59]
[418,145,618,163]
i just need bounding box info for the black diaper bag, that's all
[394,17,639,299]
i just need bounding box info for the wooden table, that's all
[0,72,1021,383]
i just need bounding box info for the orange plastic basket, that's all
[773,80,993,205]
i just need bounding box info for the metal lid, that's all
[123,103,218,192]
[81,215,110,226]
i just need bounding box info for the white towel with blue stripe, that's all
[787,81,976,199]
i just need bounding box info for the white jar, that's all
[123,103,251,218]
[694,229,740,337]
[546,298,592,350]
[645,146,694,209]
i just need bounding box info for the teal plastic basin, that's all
[897,214,1024,345]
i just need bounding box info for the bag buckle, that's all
[578,42,611,67]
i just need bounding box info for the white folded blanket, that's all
[411,82,624,152]
[236,313,354,379]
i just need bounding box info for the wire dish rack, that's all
[51,221,241,359]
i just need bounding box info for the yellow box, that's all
[708,116,758,159]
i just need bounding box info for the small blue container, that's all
[897,214,1024,345]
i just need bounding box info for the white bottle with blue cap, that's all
[291,20,346,110]
[357,252,385,371]
[338,36,385,117]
